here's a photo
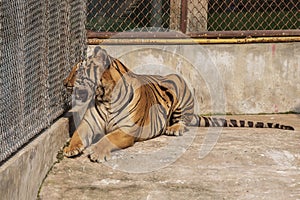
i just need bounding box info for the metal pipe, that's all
[88,37,300,45]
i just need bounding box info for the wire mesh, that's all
[0,0,86,163]
[207,0,299,31]
[87,0,170,32]
[87,0,299,33]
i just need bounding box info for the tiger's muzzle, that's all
[74,88,89,102]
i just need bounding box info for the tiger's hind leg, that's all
[165,110,193,136]
[63,130,84,157]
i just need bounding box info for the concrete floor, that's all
[38,114,300,200]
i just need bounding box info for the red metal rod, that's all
[87,30,300,39]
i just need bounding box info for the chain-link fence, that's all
[0,0,86,164]
[87,0,299,34]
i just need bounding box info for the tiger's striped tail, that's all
[189,115,294,131]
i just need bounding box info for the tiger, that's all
[63,46,294,163]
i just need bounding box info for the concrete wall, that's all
[100,42,300,114]
[0,118,69,200]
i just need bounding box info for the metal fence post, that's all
[180,0,187,33]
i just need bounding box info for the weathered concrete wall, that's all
[206,43,300,114]
[0,118,69,200]
[99,42,300,114]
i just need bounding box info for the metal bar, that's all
[87,30,300,39]
[88,37,300,45]
[188,30,300,38]
[180,0,187,33]
[87,30,189,39]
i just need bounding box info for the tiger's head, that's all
[64,47,112,102]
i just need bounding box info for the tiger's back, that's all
[94,57,195,141]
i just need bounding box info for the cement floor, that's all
[38,114,300,200]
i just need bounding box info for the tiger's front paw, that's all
[86,144,111,163]
[63,131,84,157]
[63,143,84,157]
[165,123,188,136]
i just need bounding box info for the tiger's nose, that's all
[75,89,89,102]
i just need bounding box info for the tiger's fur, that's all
[63,47,294,162]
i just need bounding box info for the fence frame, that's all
[87,30,300,45]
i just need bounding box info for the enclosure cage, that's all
[0,0,299,164]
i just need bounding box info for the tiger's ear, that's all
[93,46,106,56]
[92,46,111,67]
